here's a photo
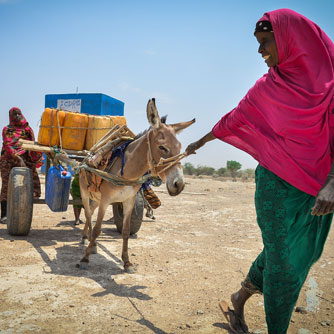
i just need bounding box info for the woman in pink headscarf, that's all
[0,107,43,224]
[186,9,334,334]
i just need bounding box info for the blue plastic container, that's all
[45,93,124,116]
[45,165,72,212]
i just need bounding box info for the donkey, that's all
[78,98,195,272]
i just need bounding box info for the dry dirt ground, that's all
[0,175,333,334]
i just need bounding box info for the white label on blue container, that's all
[57,99,81,113]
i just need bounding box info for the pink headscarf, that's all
[212,8,334,196]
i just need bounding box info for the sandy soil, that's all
[0,175,333,334]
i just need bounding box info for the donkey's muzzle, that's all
[167,177,185,196]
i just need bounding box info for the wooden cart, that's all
[6,125,145,236]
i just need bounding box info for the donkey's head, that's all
[146,98,195,196]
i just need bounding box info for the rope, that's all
[39,125,114,130]
[147,130,159,177]
[154,152,188,174]
[146,129,189,177]
[49,109,53,147]
[45,124,189,187]
[78,164,152,186]
[75,131,189,190]
[56,110,63,150]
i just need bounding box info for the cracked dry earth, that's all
[0,175,333,334]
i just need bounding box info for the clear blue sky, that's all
[1,0,333,169]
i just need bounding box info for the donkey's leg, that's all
[121,197,136,273]
[81,197,99,244]
[87,200,99,238]
[80,201,108,268]
[80,192,92,245]
[79,171,93,245]
[88,200,100,254]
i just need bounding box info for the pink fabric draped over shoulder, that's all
[213,8,334,196]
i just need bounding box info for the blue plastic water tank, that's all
[45,165,72,212]
[45,93,124,116]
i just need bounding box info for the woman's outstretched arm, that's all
[185,131,216,155]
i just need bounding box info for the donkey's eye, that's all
[159,145,169,154]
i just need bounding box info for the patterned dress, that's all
[0,108,43,201]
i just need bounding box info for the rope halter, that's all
[146,129,188,178]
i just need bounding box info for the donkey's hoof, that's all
[79,261,89,270]
[80,238,88,245]
[91,245,97,254]
[124,264,137,274]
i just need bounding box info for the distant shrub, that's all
[226,160,242,179]
[183,162,196,175]
[196,165,215,176]
[217,167,226,176]
[183,162,255,179]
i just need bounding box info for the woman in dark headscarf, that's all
[186,8,334,334]
[0,107,43,224]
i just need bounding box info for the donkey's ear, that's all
[170,118,196,134]
[147,98,161,129]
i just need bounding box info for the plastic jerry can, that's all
[38,108,66,146]
[110,116,127,127]
[61,112,89,150]
[45,165,72,212]
[84,115,112,150]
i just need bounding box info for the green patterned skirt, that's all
[247,165,332,334]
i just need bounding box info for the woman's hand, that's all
[185,131,216,155]
[186,140,202,155]
[311,177,334,216]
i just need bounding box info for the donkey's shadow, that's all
[1,220,151,301]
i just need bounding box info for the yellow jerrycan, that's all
[61,112,89,150]
[38,108,66,146]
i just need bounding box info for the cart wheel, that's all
[7,167,34,236]
[113,192,144,235]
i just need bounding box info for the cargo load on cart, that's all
[6,93,149,236]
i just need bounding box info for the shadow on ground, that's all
[0,220,151,302]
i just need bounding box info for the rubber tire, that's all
[7,167,34,236]
[113,192,144,235]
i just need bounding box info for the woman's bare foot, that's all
[219,300,248,334]
[230,289,251,333]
